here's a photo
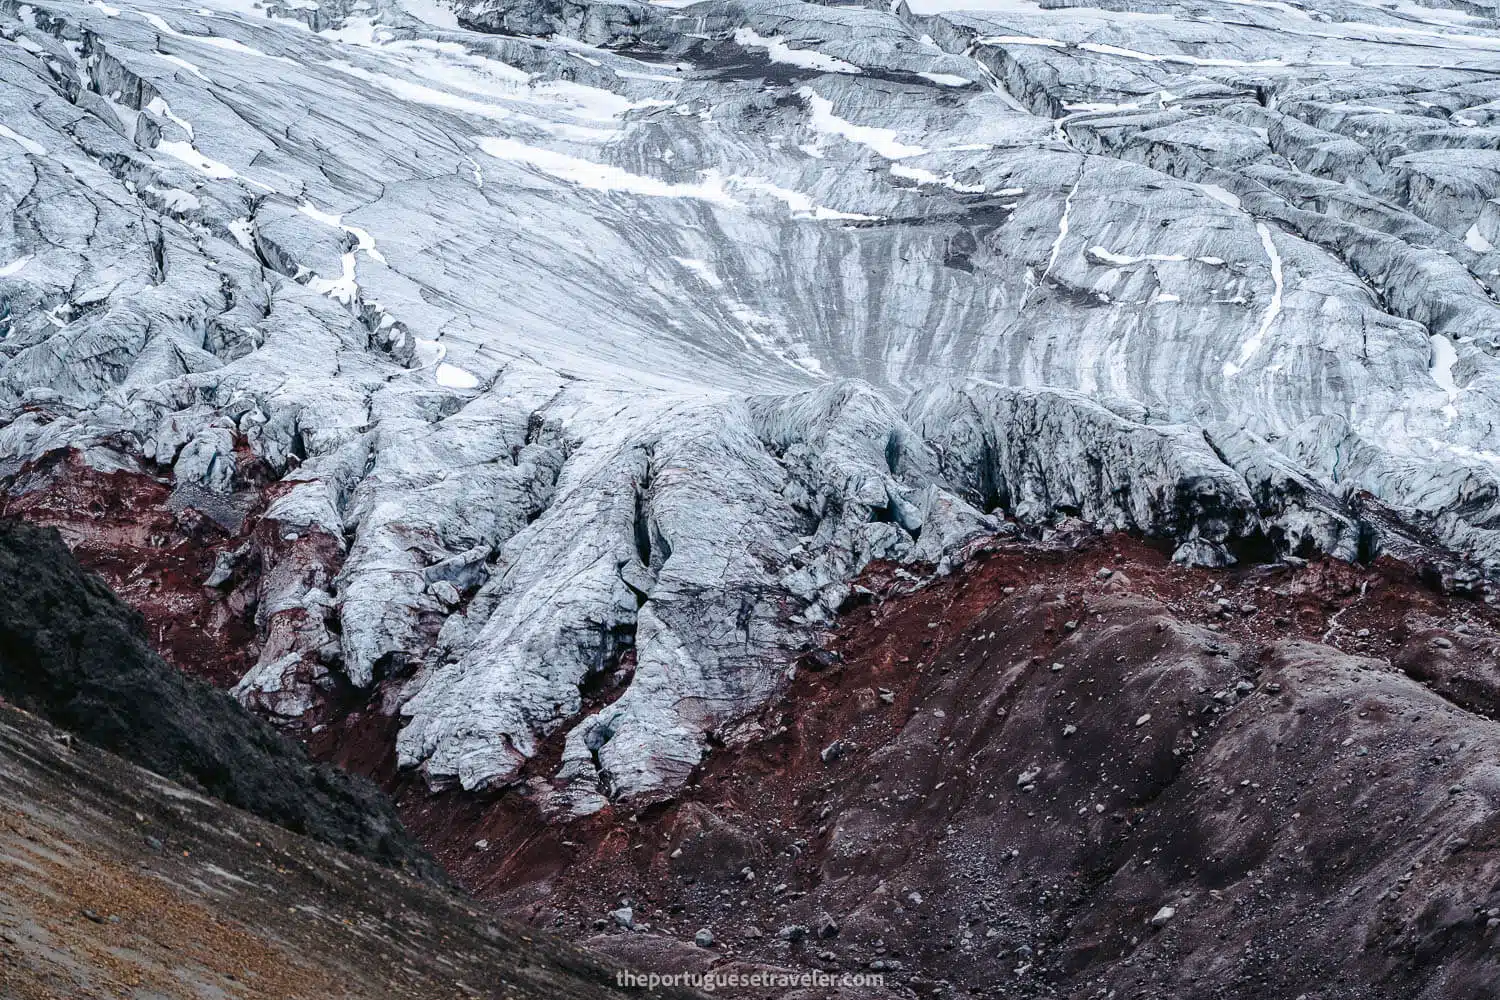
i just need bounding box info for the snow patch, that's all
[400,0,460,30]
[293,201,387,307]
[145,185,202,212]
[800,89,926,160]
[156,139,237,179]
[905,0,1045,11]
[478,137,739,205]
[412,337,446,367]
[918,71,971,87]
[436,362,480,389]
[201,0,316,25]
[0,124,46,157]
[1078,41,1284,68]
[299,201,386,263]
[1430,334,1460,422]
[1197,184,1242,210]
[228,217,255,250]
[136,11,291,61]
[734,27,861,74]
[539,79,665,121]
[1087,246,1190,265]
[978,35,1066,48]
[890,163,985,193]
[672,257,724,288]
[298,202,343,228]
[320,17,392,46]
[325,54,649,128]
[478,137,874,221]
[1223,223,1284,378]
[155,52,208,79]
[1027,175,1078,306]
[732,176,880,221]
[305,254,358,305]
[326,61,517,122]
[146,96,195,138]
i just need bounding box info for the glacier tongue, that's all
[3,0,1500,807]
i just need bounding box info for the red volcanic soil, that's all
[311,529,1500,999]
[1,448,268,687]
[12,451,1500,999]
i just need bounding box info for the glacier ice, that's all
[2,0,1500,808]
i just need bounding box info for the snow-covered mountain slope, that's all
[2,0,1499,809]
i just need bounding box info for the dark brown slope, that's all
[422,532,1500,1000]
[0,517,440,880]
[0,700,701,1000]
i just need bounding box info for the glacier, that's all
[1,0,1499,809]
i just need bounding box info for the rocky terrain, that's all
[0,516,442,878]
[12,514,1500,998]
[421,528,1500,1000]
[0,697,702,998]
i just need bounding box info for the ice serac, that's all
[906,381,1258,566]
[2,0,1500,808]
[398,381,1001,803]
